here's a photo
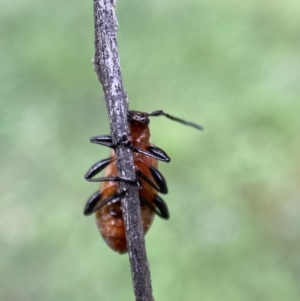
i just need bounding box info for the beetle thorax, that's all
[129,121,150,148]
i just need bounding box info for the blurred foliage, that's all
[1,0,300,300]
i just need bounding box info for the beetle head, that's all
[128,111,150,125]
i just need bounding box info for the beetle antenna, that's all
[147,110,203,131]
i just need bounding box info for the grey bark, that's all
[92,1,154,300]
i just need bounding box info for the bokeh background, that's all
[1,0,300,300]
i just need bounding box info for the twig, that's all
[92,1,154,301]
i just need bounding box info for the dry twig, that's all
[92,1,154,300]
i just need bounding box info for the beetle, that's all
[84,110,202,253]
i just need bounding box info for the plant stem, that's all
[92,1,154,300]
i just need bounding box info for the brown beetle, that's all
[84,110,202,253]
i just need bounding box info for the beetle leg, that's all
[85,157,139,187]
[90,135,114,148]
[90,133,132,149]
[133,146,170,162]
[153,195,170,219]
[148,165,168,194]
[139,195,169,219]
[84,191,122,215]
[84,191,102,215]
[85,175,140,186]
[84,157,114,180]
[137,170,167,194]
[147,146,170,162]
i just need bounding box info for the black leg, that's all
[90,134,132,149]
[153,195,170,219]
[133,146,170,162]
[147,146,170,162]
[84,157,113,180]
[85,175,139,186]
[90,135,114,148]
[139,195,170,219]
[137,170,168,194]
[84,191,101,215]
[85,157,138,186]
[149,165,168,194]
[84,191,123,215]
[85,191,169,218]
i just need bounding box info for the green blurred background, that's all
[1,0,300,300]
